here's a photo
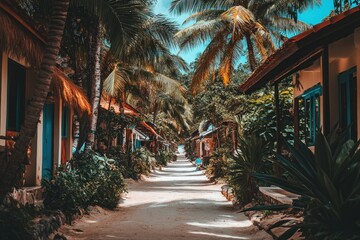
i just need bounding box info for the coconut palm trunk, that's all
[0,0,70,202]
[245,34,257,72]
[72,52,84,151]
[85,20,102,150]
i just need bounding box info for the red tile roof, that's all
[240,6,360,94]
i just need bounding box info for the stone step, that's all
[10,186,43,205]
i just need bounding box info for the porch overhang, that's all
[240,6,360,94]
[136,121,160,139]
[100,98,142,117]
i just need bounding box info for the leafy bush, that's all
[43,151,126,220]
[156,150,177,166]
[206,148,230,181]
[248,132,360,239]
[131,147,154,178]
[0,200,35,240]
[155,151,168,166]
[227,135,271,206]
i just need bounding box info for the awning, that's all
[133,129,149,140]
[192,126,220,140]
[239,6,360,94]
[136,121,160,139]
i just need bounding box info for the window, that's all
[62,106,69,138]
[7,59,26,132]
[339,67,357,140]
[297,84,322,146]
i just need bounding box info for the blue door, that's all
[339,67,357,140]
[42,103,54,179]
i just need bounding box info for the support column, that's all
[322,45,330,135]
[294,98,300,137]
[274,82,282,177]
[0,54,8,146]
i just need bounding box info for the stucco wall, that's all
[293,27,360,137]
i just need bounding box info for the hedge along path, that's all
[57,154,271,240]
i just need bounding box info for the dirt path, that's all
[58,155,271,240]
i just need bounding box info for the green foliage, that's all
[155,150,176,166]
[184,143,196,161]
[130,147,155,178]
[249,132,360,239]
[227,135,271,206]
[155,151,168,166]
[43,151,126,220]
[240,83,294,149]
[192,77,244,125]
[0,200,36,240]
[206,147,230,181]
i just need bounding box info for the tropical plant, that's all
[240,83,294,149]
[333,0,360,14]
[170,0,311,93]
[246,132,360,239]
[0,199,35,240]
[130,147,155,178]
[206,147,230,181]
[43,151,125,221]
[0,0,147,202]
[227,134,271,206]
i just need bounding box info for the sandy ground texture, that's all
[57,154,272,240]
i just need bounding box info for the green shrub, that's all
[156,150,177,166]
[248,132,360,239]
[0,200,35,240]
[43,151,126,220]
[131,147,153,177]
[227,135,271,206]
[156,151,168,166]
[206,148,230,181]
[166,151,177,162]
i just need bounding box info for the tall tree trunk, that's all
[72,52,83,151]
[0,0,70,201]
[85,20,102,151]
[152,102,158,124]
[245,34,257,72]
[107,97,113,150]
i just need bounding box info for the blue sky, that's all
[153,1,334,63]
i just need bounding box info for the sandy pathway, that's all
[58,155,271,240]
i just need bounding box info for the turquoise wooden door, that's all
[42,103,54,179]
[338,67,357,140]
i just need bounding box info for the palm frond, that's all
[190,28,229,94]
[170,0,236,14]
[183,9,224,25]
[102,66,129,97]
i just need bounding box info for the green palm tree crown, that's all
[170,0,317,93]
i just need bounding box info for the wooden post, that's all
[274,82,282,177]
[322,45,330,135]
[294,98,299,137]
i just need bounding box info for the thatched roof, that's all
[0,1,44,66]
[0,2,91,114]
[52,68,91,115]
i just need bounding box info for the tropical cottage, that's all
[240,6,360,147]
[0,0,90,189]
[99,98,161,153]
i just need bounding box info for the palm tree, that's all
[0,0,147,201]
[0,0,71,201]
[170,0,314,93]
